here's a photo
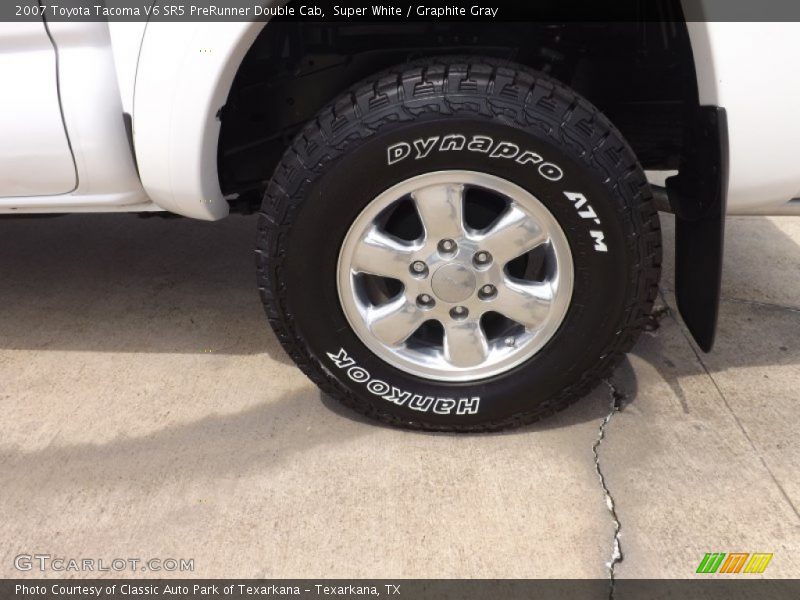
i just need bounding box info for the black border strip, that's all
[10,0,800,22]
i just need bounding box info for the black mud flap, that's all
[666,107,729,352]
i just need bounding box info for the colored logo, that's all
[697,552,773,574]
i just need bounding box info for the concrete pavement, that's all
[0,211,798,580]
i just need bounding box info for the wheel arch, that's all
[132,17,715,223]
[218,17,699,207]
[133,21,266,220]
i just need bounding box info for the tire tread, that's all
[256,56,661,432]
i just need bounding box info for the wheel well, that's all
[218,11,697,209]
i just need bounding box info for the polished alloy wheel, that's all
[337,170,574,381]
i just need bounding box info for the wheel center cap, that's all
[431,264,477,303]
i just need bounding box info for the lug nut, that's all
[473,251,492,267]
[410,261,428,276]
[504,337,516,347]
[438,239,457,254]
[449,306,468,320]
[478,284,497,300]
[417,294,435,309]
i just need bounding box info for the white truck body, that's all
[1,16,799,218]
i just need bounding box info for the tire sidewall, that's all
[282,115,634,427]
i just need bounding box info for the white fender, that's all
[685,19,800,215]
[134,21,265,220]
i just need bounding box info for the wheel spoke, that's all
[366,296,426,347]
[351,227,418,280]
[493,279,553,329]
[339,171,575,380]
[411,183,466,241]
[443,319,489,368]
[477,205,548,262]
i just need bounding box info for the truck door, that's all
[0,21,77,197]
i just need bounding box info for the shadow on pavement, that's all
[0,212,797,433]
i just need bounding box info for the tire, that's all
[256,56,661,432]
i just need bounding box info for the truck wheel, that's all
[256,57,661,432]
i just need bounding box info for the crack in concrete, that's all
[679,330,800,522]
[721,296,800,314]
[593,379,625,598]
[657,289,800,521]
[659,287,800,314]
